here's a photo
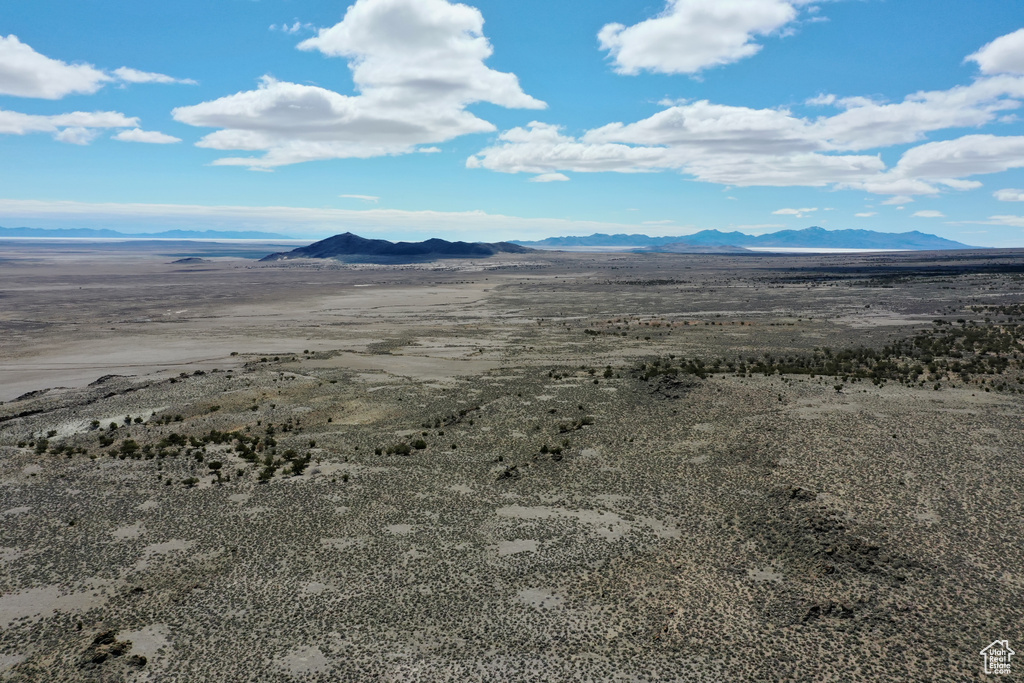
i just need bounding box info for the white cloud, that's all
[174,0,544,169]
[888,135,1024,181]
[0,198,696,241]
[0,35,110,99]
[468,118,885,188]
[270,21,315,35]
[0,108,138,143]
[967,28,1024,75]
[466,122,669,175]
[112,67,197,86]
[881,195,914,205]
[913,210,945,218]
[112,128,182,144]
[0,36,195,99]
[994,188,1024,201]
[53,127,100,145]
[806,93,836,106]
[806,76,1024,151]
[773,207,817,217]
[986,214,1024,227]
[529,173,569,183]
[470,70,1024,195]
[340,194,380,202]
[470,31,1024,193]
[598,0,802,76]
[855,212,877,217]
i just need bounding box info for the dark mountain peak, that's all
[260,233,534,263]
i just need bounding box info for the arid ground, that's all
[1,241,1022,681]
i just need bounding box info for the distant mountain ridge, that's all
[260,232,534,263]
[515,227,974,251]
[0,226,293,240]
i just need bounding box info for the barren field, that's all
[1,241,1022,681]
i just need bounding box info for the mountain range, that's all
[514,227,974,251]
[0,226,293,240]
[260,232,534,263]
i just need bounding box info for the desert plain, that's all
[0,240,1022,681]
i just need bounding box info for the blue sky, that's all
[2,0,1024,245]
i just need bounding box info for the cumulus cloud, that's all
[0,108,138,143]
[966,28,1024,75]
[467,117,884,189]
[887,135,1024,182]
[0,35,111,99]
[53,127,100,145]
[469,54,1024,195]
[994,188,1024,201]
[174,0,544,169]
[913,210,945,218]
[529,173,570,183]
[881,195,914,205]
[855,212,877,217]
[0,35,196,99]
[340,194,380,202]
[112,67,197,86]
[112,128,182,144]
[598,0,803,75]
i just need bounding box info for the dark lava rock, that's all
[79,630,133,670]
[260,232,534,263]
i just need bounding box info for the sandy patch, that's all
[496,539,539,556]
[112,522,143,540]
[748,568,784,583]
[496,505,678,542]
[0,582,115,627]
[517,588,564,609]
[277,645,331,675]
[0,654,26,673]
[121,623,172,669]
[0,548,23,564]
[297,352,501,381]
[133,539,195,571]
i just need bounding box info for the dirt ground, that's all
[1,241,1022,681]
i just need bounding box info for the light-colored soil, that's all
[1,242,1023,681]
